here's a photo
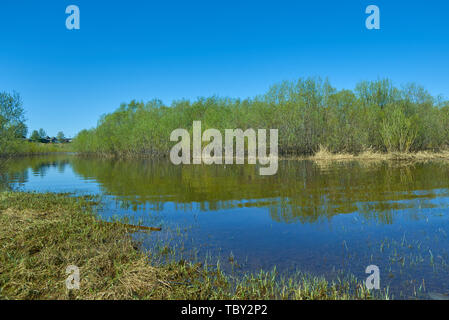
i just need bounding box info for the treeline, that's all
[1,91,69,157]
[73,78,449,156]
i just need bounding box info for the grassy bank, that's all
[5,142,73,155]
[0,192,386,300]
[0,143,73,163]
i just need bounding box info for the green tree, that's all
[0,91,26,155]
[38,128,47,139]
[355,79,399,109]
[380,106,417,152]
[30,130,40,142]
[13,122,28,138]
[57,131,65,142]
[0,91,25,125]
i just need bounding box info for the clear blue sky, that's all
[0,0,448,138]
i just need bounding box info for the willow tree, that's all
[0,91,26,156]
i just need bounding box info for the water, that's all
[2,154,449,298]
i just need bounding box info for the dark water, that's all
[2,154,449,299]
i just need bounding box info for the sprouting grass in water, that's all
[429,249,434,266]
[0,191,388,300]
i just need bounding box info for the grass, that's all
[0,142,74,159]
[13,142,74,154]
[0,191,388,300]
[295,145,449,162]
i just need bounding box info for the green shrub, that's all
[380,106,417,152]
[71,78,449,156]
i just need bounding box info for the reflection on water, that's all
[1,155,449,298]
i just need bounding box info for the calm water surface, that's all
[2,154,449,299]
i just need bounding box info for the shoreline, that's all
[286,149,449,162]
[0,191,385,300]
[70,149,449,163]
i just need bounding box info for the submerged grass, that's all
[0,191,388,300]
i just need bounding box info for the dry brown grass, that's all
[0,192,170,299]
[290,146,449,162]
